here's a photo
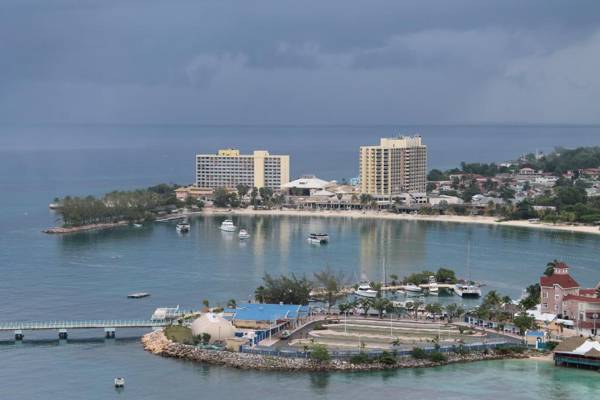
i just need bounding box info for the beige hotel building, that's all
[196,149,290,190]
[359,135,427,196]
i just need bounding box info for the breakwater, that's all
[141,331,530,372]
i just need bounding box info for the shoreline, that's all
[204,208,600,236]
[42,221,128,234]
[141,330,531,372]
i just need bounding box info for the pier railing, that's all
[241,340,523,360]
[0,319,168,331]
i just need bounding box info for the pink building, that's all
[540,263,580,316]
[540,262,600,335]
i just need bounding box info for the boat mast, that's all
[467,241,471,283]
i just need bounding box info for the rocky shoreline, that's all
[142,331,530,372]
[43,221,128,234]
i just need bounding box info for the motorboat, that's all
[453,283,482,298]
[238,229,250,239]
[133,223,143,228]
[127,292,150,299]
[176,219,190,233]
[428,275,439,296]
[220,219,236,232]
[307,233,329,244]
[354,283,378,298]
[401,284,422,294]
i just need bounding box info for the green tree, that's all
[213,188,231,208]
[313,266,346,314]
[258,273,312,305]
[435,268,457,284]
[310,343,330,363]
[227,299,237,309]
[358,298,373,316]
[513,313,537,335]
[372,298,394,319]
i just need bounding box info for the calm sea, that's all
[1,124,599,399]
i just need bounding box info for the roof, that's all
[226,303,310,322]
[540,274,580,289]
[554,336,588,353]
[526,305,556,323]
[563,295,600,303]
[311,189,335,197]
[283,176,331,190]
[579,288,598,296]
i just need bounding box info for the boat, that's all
[454,241,481,298]
[238,229,250,239]
[133,223,143,228]
[127,292,150,299]
[176,219,190,233]
[401,284,422,293]
[220,219,236,232]
[453,283,482,298]
[307,233,329,244]
[428,275,439,296]
[114,377,125,388]
[354,283,378,298]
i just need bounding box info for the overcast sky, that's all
[1,0,599,124]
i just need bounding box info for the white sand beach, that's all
[202,208,600,236]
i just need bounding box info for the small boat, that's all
[355,283,378,298]
[220,219,236,232]
[133,223,143,228]
[307,233,329,245]
[176,219,190,233]
[453,283,482,298]
[114,377,125,388]
[401,284,422,293]
[238,229,250,239]
[428,275,439,296]
[127,292,150,299]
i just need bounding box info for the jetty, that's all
[310,283,456,297]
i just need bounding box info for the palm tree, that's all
[202,299,210,309]
[389,274,399,286]
[227,299,237,309]
[372,298,393,319]
[545,259,560,277]
[358,298,373,317]
[411,299,424,320]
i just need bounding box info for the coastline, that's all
[142,330,530,372]
[42,221,128,234]
[204,208,600,236]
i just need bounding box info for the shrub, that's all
[163,325,193,344]
[310,344,331,363]
[349,352,371,364]
[376,351,397,366]
[411,347,429,359]
[429,351,447,362]
[312,323,326,331]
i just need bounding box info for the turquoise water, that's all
[1,125,600,398]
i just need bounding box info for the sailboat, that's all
[453,241,482,298]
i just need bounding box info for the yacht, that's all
[401,283,422,294]
[307,233,329,244]
[114,377,125,388]
[176,219,190,233]
[428,275,439,296]
[355,283,377,298]
[238,229,250,239]
[453,283,482,298]
[220,219,236,232]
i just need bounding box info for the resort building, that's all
[554,336,600,370]
[196,149,290,191]
[539,262,600,335]
[359,135,427,196]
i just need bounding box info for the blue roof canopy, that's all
[225,303,310,322]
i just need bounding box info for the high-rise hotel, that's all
[359,135,427,196]
[196,149,290,190]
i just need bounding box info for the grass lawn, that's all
[164,325,194,344]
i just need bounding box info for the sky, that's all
[1,0,599,125]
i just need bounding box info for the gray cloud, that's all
[0,0,599,124]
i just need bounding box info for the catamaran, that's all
[453,241,482,298]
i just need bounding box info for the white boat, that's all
[127,292,150,299]
[307,233,329,244]
[133,223,143,228]
[401,284,422,293]
[238,229,250,239]
[453,283,482,298]
[114,377,125,388]
[428,275,439,296]
[355,283,378,298]
[176,220,190,233]
[220,219,236,232]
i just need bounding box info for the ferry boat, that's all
[354,283,377,298]
[453,283,482,298]
[428,275,439,296]
[176,220,190,233]
[307,233,329,244]
[238,229,250,239]
[114,377,125,388]
[220,219,236,232]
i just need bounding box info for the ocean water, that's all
[1,124,600,399]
